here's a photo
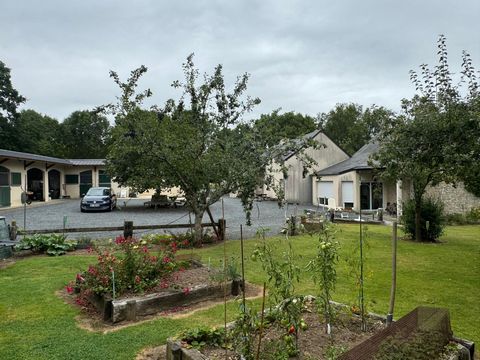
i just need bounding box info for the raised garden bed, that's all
[87,263,240,324]
[165,302,475,360]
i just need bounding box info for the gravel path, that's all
[0,197,317,240]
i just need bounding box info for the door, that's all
[0,166,10,207]
[79,170,93,196]
[48,169,61,199]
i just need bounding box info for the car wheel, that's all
[81,208,85,213]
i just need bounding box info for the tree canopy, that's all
[59,110,111,158]
[14,109,62,156]
[105,55,316,242]
[252,109,317,147]
[372,35,479,241]
[318,103,394,155]
[0,60,26,150]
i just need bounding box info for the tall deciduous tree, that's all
[0,60,26,150]
[14,109,62,156]
[318,103,394,155]
[60,110,111,158]
[252,109,317,147]
[105,55,317,242]
[372,35,479,241]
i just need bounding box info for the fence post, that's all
[123,221,134,239]
[218,218,226,241]
[10,220,17,240]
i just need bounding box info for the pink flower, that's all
[160,280,169,289]
[183,287,190,295]
[163,256,171,264]
[87,246,93,253]
[88,265,97,275]
[142,246,149,253]
[66,285,74,294]
[135,275,141,284]
[76,273,85,282]
[115,236,125,244]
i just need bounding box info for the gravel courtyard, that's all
[0,196,317,240]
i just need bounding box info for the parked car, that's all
[80,187,117,212]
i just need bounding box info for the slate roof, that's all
[315,141,380,176]
[0,149,105,166]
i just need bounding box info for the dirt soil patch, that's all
[202,306,383,359]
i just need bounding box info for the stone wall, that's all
[425,182,480,214]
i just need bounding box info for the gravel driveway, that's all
[0,197,317,240]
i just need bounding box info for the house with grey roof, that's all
[0,149,130,208]
[259,130,350,204]
[313,141,480,215]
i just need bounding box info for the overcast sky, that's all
[1,0,479,122]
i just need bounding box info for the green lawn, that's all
[0,224,478,359]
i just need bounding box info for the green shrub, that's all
[401,198,445,242]
[15,234,76,256]
[466,207,480,223]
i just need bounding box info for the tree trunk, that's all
[193,210,204,245]
[415,201,422,242]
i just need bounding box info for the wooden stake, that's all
[240,224,246,309]
[387,221,398,325]
[256,283,266,360]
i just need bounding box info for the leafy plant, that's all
[231,302,259,360]
[251,237,303,355]
[179,326,225,349]
[325,344,347,360]
[15,234,76,256]
[374,330,448,360]
[306,223,339,334]
[401,197,445,242]
[75,235,179,297]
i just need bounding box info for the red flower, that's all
[163,256,171,264]
[88,265,97,275]
[170,242,178,252]
[115,235,125,244]
[66,285,74,294]
[76,273,85,282]
[183,287,190,295]
[87,246,93,253]
[182,240,190,247]
[288,325,295,334]
[142,246,149,253]
[160,280,169,289]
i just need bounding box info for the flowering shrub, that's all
[75,235,179,297]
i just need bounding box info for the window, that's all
[341,181,354,209]
[318,181,333,205]
[11,172,22,186]
[65,174,79,184]
[360,182,383,210]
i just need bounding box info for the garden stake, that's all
[387,221,398,325]
[359,206,366,331]
[111,268,116,300]
[240,224,246,309]
[255,282,266,360]
[221,197,228,360]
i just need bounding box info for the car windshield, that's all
[86,188,109,196]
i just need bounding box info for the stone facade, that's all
[425,182,480,214]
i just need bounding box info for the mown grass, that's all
[0,224,478,359]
